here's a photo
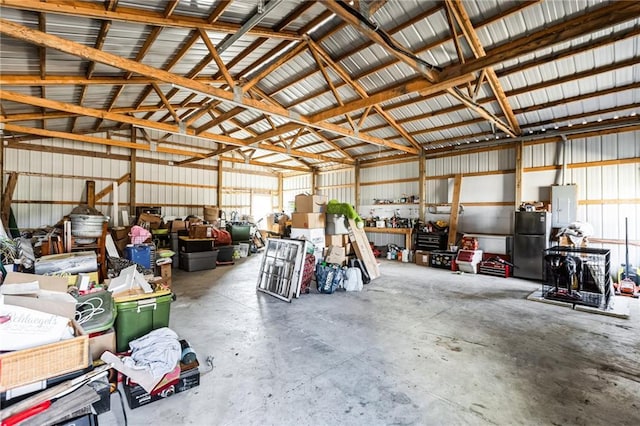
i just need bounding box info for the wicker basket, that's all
[0,320,90,392]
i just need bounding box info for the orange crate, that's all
[0,320,90,392]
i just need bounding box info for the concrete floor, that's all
[98,254,640,426]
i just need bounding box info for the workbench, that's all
[364,227,414,250]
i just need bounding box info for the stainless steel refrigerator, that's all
[513,211,552,280]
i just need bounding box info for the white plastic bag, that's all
[343,267,363,292]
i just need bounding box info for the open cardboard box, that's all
[1,272,76,318]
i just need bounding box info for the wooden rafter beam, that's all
[307,40,353,127]
[281,1,533,108]
[114,0,229,120]
[0,0,300,40]
[242,41,306,93]
[323,0,440,83]
[307,128,352,159]
[4,124,208,158]
[443,1,472,97]
[0,88,239,144]
[308,73,475,123]
[37,13,46,80]
[271,3,444,100]
[0,19,411,154]
[0,90,357,168]
[219,155,311,173]
[197,28,234,87]
[307,37,422,150]
[151,83,180,123]
[185,101,221,127]
[445,0,521,135]
[95,173,130,201]
[37,12,46,130]
[322,1,518,137]
[439,1,640,80]
[195,106,244,135]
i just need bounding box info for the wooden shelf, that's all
[366,203,420,206]
[363,227,414,250]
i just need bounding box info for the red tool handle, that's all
[1,400,51,426]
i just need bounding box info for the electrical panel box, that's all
[551,185,578,228]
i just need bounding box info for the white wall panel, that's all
[361,162,417,182]
[4,130,638,268]
[460,174,514,203]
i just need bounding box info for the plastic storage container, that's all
[124,244,151,269]
[178,236,214,253]
[179,250,218,272]
[75,290,116,334]
[114,291,172,352]
[238,243,250,258]
[217,246,234,263]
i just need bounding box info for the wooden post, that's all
[418,149,425,223]
[129,128,137,217]
[311,169,318,194]
[354,161,361,211]
[0,134,4,199]
[217,158,223,212]
[86,180,96,208]
[447,174,462,247]
[515,140,523,209]
[277,172,283,212]
[1,172,18,230]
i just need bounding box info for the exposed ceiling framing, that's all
[0,0,639,172]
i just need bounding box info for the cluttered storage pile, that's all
[0,207,207,424]
[257,194,380,302]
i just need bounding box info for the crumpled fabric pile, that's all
[122,327,181,378]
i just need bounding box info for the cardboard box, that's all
[295,194,327,213]
[170,220,188,233]
[203,206,219,222]
[345,242,353,255]
[159,263,171,280]
[415,250,430,267]
[90,328,116,361]
[325,246,346,265]
[558,235,588,248]
[67,271,100,287]
[137,212,162,230]
[325,234,350,247]
[3,271,69,292]
[111,226,131,241]
[290,228,325,247]
[291,212,325,229]
[189,225,214,239]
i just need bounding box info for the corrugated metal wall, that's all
[317,168,355,205]
[282,173,311,214]
[426,130,639,267]
[360,161,419,247]
[3,130,638,267]
[2,137,278,228]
